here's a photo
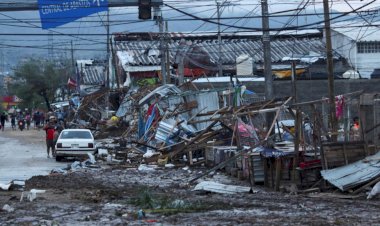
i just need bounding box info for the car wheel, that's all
[56,156,62,162]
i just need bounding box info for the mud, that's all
[1,165,380,226]
[1,126,380,225]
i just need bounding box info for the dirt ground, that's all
[1,129,380,225]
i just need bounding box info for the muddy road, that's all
[0,123,67,184]
[1,123,380,225]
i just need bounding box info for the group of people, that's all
[0,111,32,131]
[0,108,67,158]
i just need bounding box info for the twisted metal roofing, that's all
[113,32,331,68]
[80,65,105,85]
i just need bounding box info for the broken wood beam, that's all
[189,151,244,183]
[352,176,380,195]
[169,120,219,158]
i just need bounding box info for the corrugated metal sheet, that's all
[187,91,220,130]
[193,181,252,194]
[114,33,331,68]
[321,151,380,191]
[116,98,133,118]
[80,66,105,85]
[138,84,182,106]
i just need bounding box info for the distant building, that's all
[1,95,22,110]
[331,20,380,79]
[75,59,106,95]
[112,30,349,87]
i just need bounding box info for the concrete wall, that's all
[195,79,380,103]
[331,30,380,78]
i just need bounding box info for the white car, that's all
[55,129,97,161]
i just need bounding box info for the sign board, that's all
[38,0,108,29]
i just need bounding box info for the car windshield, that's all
[60,131,92,139]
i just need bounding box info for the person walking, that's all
[10,114,16,131]
[0,112,8,131]
[25,112,31,130]
[43,116,56,158]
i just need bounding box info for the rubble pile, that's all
[59,80,380,198]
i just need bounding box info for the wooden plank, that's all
[189,150,193,165]
[275,158,282,191]
[169,120,219,158]
[189,151,244,183]
[265,109,281,141]
[264,158,269,187]
[352,176,380,195]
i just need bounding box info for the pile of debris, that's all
[63,80,380,199]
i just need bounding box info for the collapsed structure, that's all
[61,73,380,196]
[58,31,380,197]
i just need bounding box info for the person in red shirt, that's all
[43,116,56,158]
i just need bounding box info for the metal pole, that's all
[217,1,223,77]
[291,61,297,102]
[70,41,77,93]
[261,0,273,100]
[323,0,337,140]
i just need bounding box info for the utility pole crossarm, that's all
[0,0,163,12]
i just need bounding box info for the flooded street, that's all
[0,123,66,184]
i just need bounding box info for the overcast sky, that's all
[1,0,380,70]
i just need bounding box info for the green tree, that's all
[9,59,69,111]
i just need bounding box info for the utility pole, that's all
[323,0,337,140]
[217,1,223,77]
[158,8,166,84]
[48,31,54,59]
[291,61,297,102]
[165,21,170,84]
[106,8,111,118]
[261,0,273,100]
[70,41,79,94]
[106,8,110,89]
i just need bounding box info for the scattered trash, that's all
[0,183,11,191]
[143,149,157,158]
[165,163,175,168]
[98,148,108,156]
[138,164,156,172]
[193,181,254,194]
[171,199,186,208]
[20,189,46,202]
[2,204,14,213]
[137,209,145,220]
[70,161,82,170]
[367,181,380,199]
[51,168,67,174]
[87,153,96,164]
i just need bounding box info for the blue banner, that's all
[38,0,108,29]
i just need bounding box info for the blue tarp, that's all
[259,147,292,158]
[38,0,108,29]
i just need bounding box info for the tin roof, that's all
[79,65,105,85]
[113,31,331,69]
[76,59,106,85]
[321,151,380,191]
